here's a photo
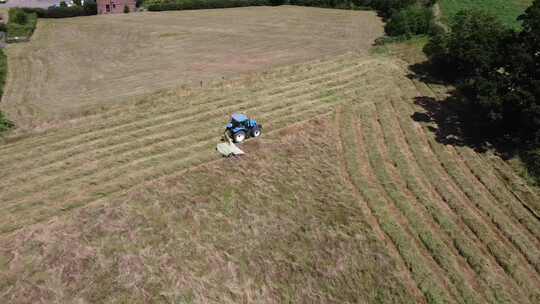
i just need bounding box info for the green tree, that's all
[124,4,130,13]
[424,9,512,80]
[371,0,417,18]
[385,4,433,37]
[10,8,28,25]
[500,0,540,140]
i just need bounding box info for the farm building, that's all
[97,0,135,14]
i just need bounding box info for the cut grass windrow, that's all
[0,55,378,159]
[0,66,382,194]
[453,146,540,242]
[0,61,382,180]
[485,155,540,218]
[0,77,376,206]
[378,98,521,304]
[359,102,478,304]
[0,52,359,151]
[397,79,540,302]
[334,106,426,304]
[386,76,533,303]
[0,94,344,233]
[413,76,540,247]
[408,82,540,277]
[338,103,455,304]
[424,133,540,276]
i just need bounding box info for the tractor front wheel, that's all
[251,127,261,138]
[233,131,246,143]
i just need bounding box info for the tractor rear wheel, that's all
[233,131,246,143]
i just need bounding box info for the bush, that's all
[0,50,13,134]
[0,111,13,133]
[424,9,511,80]
[370,0,417,18]
[7,9,37,38]
[124,5,130,13]
[9,8,28,25]
[523,149,540,183]
[20,1,97,18]
[83,0,98,15]
[384,4,433,36]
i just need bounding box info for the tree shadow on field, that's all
[405,61,519,161]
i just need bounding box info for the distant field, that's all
[1,6,383,129]
[1,53,539,303]
[439,0,533,28]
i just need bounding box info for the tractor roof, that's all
[231,113,248,122]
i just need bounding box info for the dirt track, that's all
[1,6,383,128]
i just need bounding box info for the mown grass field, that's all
[0,49,539,303]
[1,5,383,130]
[439,0,533,28]
[1,5,539,304]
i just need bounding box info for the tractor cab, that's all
[225,113,262,143]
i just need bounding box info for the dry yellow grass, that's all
[1,6,383,129]
[0,7,538,303]
[1,51,539,303]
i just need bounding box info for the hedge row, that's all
[147,0,272,11]
[20,1,97,18]
[6,9,38,39]
[147,0,377,11]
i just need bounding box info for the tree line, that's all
[424,0,540,179]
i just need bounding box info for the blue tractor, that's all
[225,113,262,143]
